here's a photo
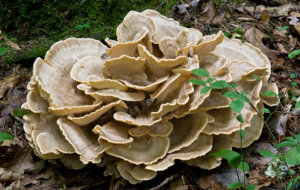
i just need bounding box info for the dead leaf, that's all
[290,12,300,36]
[198,4,224,25]
[287,15,299,26]
[5,144,45,175]
[199,173,227,190]
[0,73,20,99]
[0,167,22,183]
[261,11,270,24]
[243,4,300,18]
[216,166,246,186]
[248,168,272,190]
[170,177,188,190]
[267,113,288,139]
[245,26,278,62]
[2,36,21,50]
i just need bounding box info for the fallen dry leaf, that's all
[243,4,300,18]
[290,12,300,36]
[2,36,21,50]
[5,144,45,175]
[198,4,224,25]
[267,113,288,139]
[248,168,272,190]
[199,173,227,190]
[261,11,270,24]
[0,73,20,99]
[245,26,278,62]
[216,166,246,186]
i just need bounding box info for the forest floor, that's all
[0,0,300,189]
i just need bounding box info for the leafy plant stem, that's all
[235,168,241,183]
[239,123,246,188]
[210,1,221,25]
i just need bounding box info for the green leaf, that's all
[285,157,300,165]
[286,147,297,156]
[288,50,300,59]
[288,177,300,190]
[290,73,297,79]
[234,27,244,33]
[236,96,249,102]
[292,96,297,101]
[223,31,229,38]
[295,134,300,142]
[296,101,300,108]
[236,114,244,123]
[200,86,212,94]
[230,101,244,113]
[13,108,35,117]
[290,91,296,95]
[241,91,247,97]
[277,141,297,147]
[291,153,300,159]
[291,82,297,87]
[238,161,249,171]
[192,68,210,77]
[0,47,8,56]
[245,184,256,190]
[280,26,289,31]
[75,25,85,30]
[228,155,242,169]
[238,129,247,138]
[259,150,274,158]
[227,182,244,189]
[210,80,229,89]
[0,132,14,142]
[229,83,238,88]
[188,79,206,86]
[284,136,297,143]
[84,21,91,29]
[261,108,270,113]
[223,91,240,98]
[206,77,214,83]
[210,149,240,160]
[262,91,277,97]
[253,75,259,79]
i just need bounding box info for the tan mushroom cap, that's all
[193,31,224,56]
[168,112,209,153]
[117,11,156,43]
[87,75,128,91]
[106,134,169,165]
[185,133,236,170]
[67,100,128,126]
[117,161,143,184]
[142,9,181,44]
[234,101,264,148]
[92,121,133,144]
[159,37,182,59]
[186,28,203,55]
[203,79,262,135]
[199,53,228,76]
[260,83,279,106]
[128,164,157,181]
[138,44,188,78]
[193,91,231,112]
[109,27,148,58]
[60,154,86,170]
[26,91,49,114]
[58,118,111,164]
[211,37,271,74]
[24,114,75,159]
[172,55,199,75]
[146,134,212,171]
[105,38,118,47]
[128,122,173,137]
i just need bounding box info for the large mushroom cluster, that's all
[22,10,279,184]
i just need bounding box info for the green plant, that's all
[189,68,300,190]
[0,132,14,142]
[0,47,8,56]
[280,26,289,31]
[75,21,91,30]
[288,50,300,59]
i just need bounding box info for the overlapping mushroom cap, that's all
[22,10,278,184]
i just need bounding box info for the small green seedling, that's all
[76,21,91,30]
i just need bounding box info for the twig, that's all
[180,0,191,22]
[149,174,179,190]
[156,0,167,11]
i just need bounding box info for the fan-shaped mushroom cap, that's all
[138,44,188,78]
[172,55,200,75]
[105,38,118,47]
[128,164,157,181]
[92,121,133,144]
[193,31,224,56]
[146,134,212,171]
[60,154,86,170]
[142,9,181,44]
[26,91,49,114]
[234,102,264,148]
[186,28,203,55]
[117,161,143,184]
[260,83,279,106]
[24,114,75,159]
[58,118,111,164]
[168,112,209,153]
[67,100,127,126]
[185,133,236,170]
[193,91,231,112]
[106,135,169,165]
[128,122,173,137]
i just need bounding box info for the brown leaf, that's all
[198,4,224,25]
[199,173,227,190]
[2,36,21,50]
[0,73,20,99]
[245,26,278,62]
[248,168,272,190]
[5,144,45,175]
[243,4,300,18]
[261,11,270,24]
